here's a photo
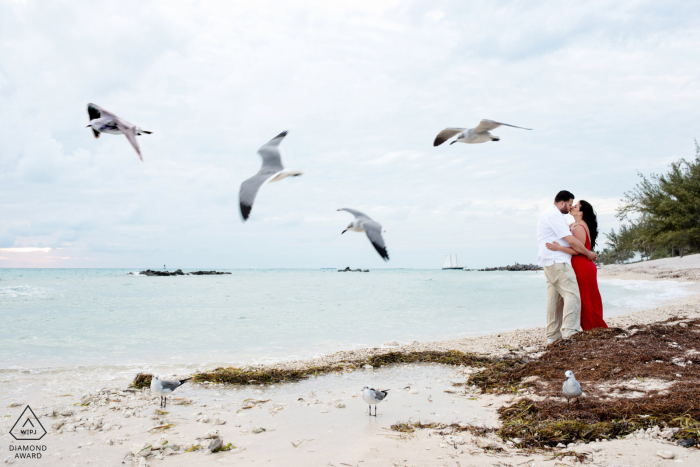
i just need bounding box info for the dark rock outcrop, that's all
[338,267,369,272]
[137,269,231,276]
[189,271,231,275]
[479,263,542,272]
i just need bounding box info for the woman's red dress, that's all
[571,226,608,331]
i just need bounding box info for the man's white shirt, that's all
[537,204,573,267]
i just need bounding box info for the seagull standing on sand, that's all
[151,374,191,408]
[86,103,152,161]
[433,119,532,146]
[239,131,303,221]
[562,370,583,407]
[362,386,389,416]
[338,208,389,261]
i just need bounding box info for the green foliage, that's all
[604,142,700,260]
[597,226,636,265]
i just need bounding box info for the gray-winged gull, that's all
[151,374,191,408]
[86,103,152,161]
[362,385,389,416]
[562,370,583,407]
[239,131,303,221]
[338,208,389,261]
[433,119,532,146]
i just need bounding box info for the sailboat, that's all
[442,254,464,270]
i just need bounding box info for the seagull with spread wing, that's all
[433,119,532,146]
[86,103,152,161]
[338,208,389,261]
[239,131,303,221]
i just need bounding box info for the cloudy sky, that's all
[1,0,699,269]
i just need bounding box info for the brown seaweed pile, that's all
[130,350,492,388]
[473,317,700,447]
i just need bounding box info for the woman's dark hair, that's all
[579,200,598,249]
[555,190,575,203]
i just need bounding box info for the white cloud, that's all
[0,247,52,253]
[0,1,698,268]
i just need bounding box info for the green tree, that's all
[615,142,700,258]
[597,226,635,264]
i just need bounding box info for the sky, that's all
[1,0,699,269]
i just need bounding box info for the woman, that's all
[546,200,607,331]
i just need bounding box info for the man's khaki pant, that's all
[543,262,581,341]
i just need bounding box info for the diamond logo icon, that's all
[10,406,47,441]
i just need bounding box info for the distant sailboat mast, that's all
[442,253,464,270]
[443,254,451,269]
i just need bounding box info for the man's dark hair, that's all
[554,190,575,203]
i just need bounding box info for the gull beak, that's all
[450,140,457,145]
[341,230,347,234]
[86,125,91,128]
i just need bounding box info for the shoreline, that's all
[2,267,698,392]
[196,265,700,378]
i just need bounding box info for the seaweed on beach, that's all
[191,365,336,385]
[182,351,490,386]
[388,318,700,449]
[391,420,495,436]
[469,317,700,396]
[367,350,491,368]
[131,373,152,389]
[468,317,700,447]
[498,398,700,448]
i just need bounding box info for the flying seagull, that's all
[239,131,303,221]
[86,103,152,161]
[338,208,389,261]
[433,119,532,146]
[151,374,191,408]
[561,370,583,407]
[362,386,389,416]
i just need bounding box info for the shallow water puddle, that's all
[173,364,496,464]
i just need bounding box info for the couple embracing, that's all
[537,190,608,344]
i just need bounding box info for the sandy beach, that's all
[2,257,700,466]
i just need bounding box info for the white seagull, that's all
[362,386,389,416]
[239,131,303,221]
[86,103,152,161]
[151,374,191,408]
[561,370,583,407]
[433,119,532,146]
[338,208,389,261]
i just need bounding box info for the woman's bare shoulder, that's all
[572,222,591,239]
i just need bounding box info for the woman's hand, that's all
[546,241,561,251]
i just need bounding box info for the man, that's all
[537,190,597,344]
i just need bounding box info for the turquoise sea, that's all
[0,268,695,376]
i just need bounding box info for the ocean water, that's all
[0,269,695,374]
